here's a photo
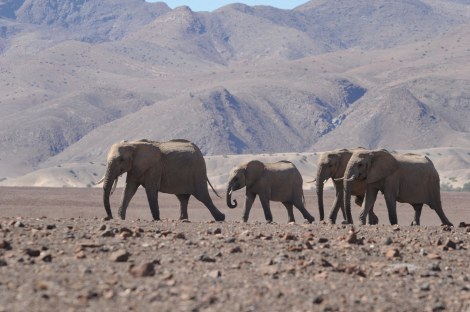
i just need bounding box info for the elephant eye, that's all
[358,163,363,168]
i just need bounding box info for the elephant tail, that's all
[207,177,221,198]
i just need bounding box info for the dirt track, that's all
[0,187,469,311]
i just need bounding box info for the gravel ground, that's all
[0,187,469,312]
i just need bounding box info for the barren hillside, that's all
[0,0,469,184]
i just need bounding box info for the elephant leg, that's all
[411,203,423,226]
[293,197,315,223]
[384,193,398,225]
[282,202,295,223]
[144,186,160,220]
[429,202,453,226]
[118,181,140,220]
[355,195,364,206]
[243,193,256,222]
[359,189,378,225]
[193,190,225,221]
[368,205,379,225]
[328,186,343,224]
[259,195,273,223]
[177,194,190,220]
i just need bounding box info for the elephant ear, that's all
[367,150,399,184]
[245,160,265,187]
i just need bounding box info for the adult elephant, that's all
[226,160,315,223]
[343,149,453,226]
[316,148,378,224]
[98,139,225,221]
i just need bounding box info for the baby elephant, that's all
[226,160,315,223]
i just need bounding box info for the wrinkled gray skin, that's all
[101,139,225,221]
[226,160,315,223]
[316,148,378,225]
[343,149,453,226]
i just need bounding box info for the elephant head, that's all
[226,160,264,208]
[343,149,398,223]
[101,142,135,219]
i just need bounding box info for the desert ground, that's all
[0,187,469,311]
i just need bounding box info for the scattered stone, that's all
[24,248,41,257]
[174,232,186,240]
[427,253,442,260]
[420,283,431,291]
[40,252,52,262]
[312,295,324,304]
[198,253,216,263]
[119,227,133,239]
[13,221,25,228]
[428,262,441,272]
[99,224,107,231]
[224,237,236,243]
[100,230,115,238]
[76,251,86,259]
[385,248,400,258]
[382,237,393,245]
[207,270,221,278]
[444,239,457,250]
[109,249,130,262]
[129,262,155,277]
[283,233,297,241]
[458,222,467,228]
[0,259,7,267]
[230,246,242,253]
[318,237,328,243]
[213,228,222,235]
[321,258,332,267]
[0,240,11,250]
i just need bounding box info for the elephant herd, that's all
[98,139,453,227]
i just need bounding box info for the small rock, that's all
[207,270,221,278]
[100,230,115,238]
[110,249,130,262]
[385,248,400,258]
[198,253,216,263]
[230,246,242,253]
[46,224,56,230]
[458,222,467,228]
[213,228,222,235]
[420,283,430,291]
[283,233,297,241]
[392,225,400,231]
[312,295,324,304]
[318,237,328,243]
[14,221,25,228]
[0,259,7,267]
[444,239,457,250]
[382,237,393,245]
[224,237,236,243]
[174,232,186,240]
[129,262,155,277]
[76,251,86,259]
[24,248,41,257]
[40,252,52,262]
[0,240,11,250]
[99,224,107,231]
[428,262,441,272]
[427,253,442,260]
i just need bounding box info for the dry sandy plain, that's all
[0,187,469,311]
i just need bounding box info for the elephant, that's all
[98,139,225,221]
[343,149,453,226]
[226,160,315,223]
[316,148,379,225]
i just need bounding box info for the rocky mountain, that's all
[0,0,469,185]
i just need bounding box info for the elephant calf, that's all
[226,160,315,223]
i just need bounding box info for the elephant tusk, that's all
[95,176,105,185]
[306,178,316,183]
[228,188,233,196]
[110,177,118,195]
[333,177,344,182]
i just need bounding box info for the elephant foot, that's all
[288,221,296,225]
[179,218,190,223]
[306,217,315,224]
[266,220,273,224]
[103,216,113,221]
[214,214,225,222]
[411,221,418,226]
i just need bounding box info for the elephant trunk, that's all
[226,185,237,209]
[316,169,325,221]
[343,171,356,224]
[102,163,116,219]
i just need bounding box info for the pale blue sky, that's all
[147,1,308,12]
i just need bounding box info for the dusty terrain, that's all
[0,187,469,311]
